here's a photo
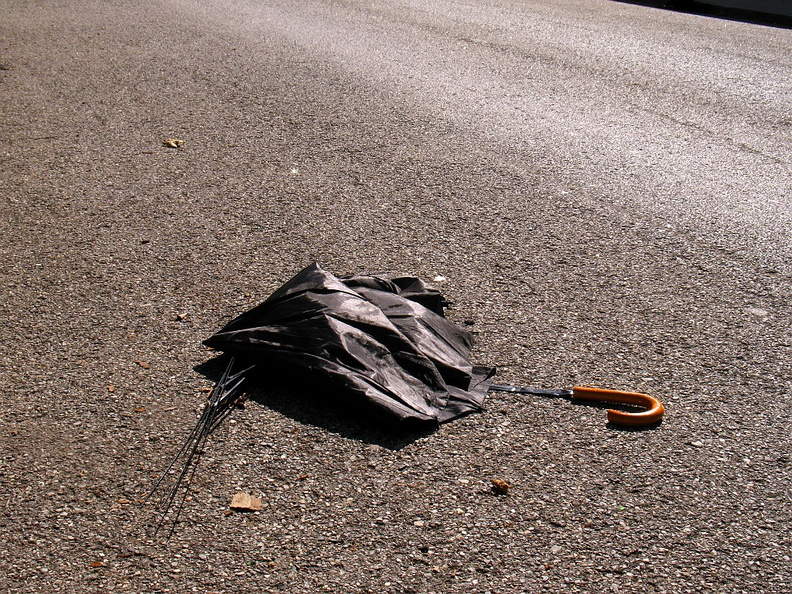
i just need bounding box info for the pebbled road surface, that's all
[1,0,790,592]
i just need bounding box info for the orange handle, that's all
[572,386,664,427]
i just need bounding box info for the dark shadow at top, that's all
[194,355,440,450]
[612,0,792,29]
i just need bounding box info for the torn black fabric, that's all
[203,263,494,426]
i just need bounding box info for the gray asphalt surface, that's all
[1,0,790,592]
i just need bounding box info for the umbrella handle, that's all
[571,386,664,427]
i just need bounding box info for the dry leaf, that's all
[162,138,184,148]
[135,361,151,369]
[133,407,146,413]
[90,561,103,568]
[107,385,115,392]
[491,479,511,495]
[230,492,263,511]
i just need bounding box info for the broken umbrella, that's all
[148,263,662,534]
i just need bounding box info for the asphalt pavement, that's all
[1,0,790,592]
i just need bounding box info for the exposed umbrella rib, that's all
[148,358,248,537]
[144,398,215,503]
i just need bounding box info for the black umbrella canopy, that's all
[149,264,495,535]
[203,263,494,427]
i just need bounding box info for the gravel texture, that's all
[1,0,790,592]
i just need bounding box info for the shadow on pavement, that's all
[612,0,792,29]
[195,355,438,450]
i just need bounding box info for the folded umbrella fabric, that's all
[204,263,494,426]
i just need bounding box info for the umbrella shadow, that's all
[194,355,438,450]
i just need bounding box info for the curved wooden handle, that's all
[572,386,664,426]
